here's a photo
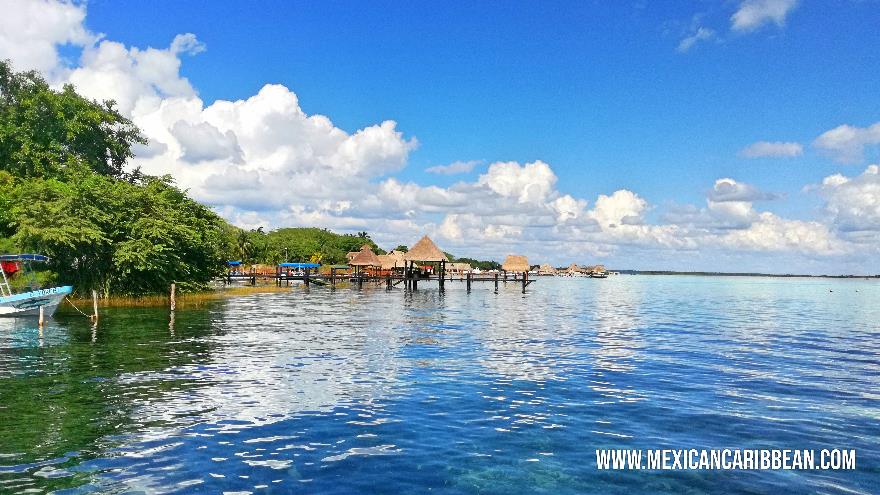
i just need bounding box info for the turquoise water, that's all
[0,276,878,494]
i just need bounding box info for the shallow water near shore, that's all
[1,276,878,494]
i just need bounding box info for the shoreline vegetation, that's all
[63,285,292,309]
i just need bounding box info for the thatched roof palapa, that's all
[403,235,448,262]
[448,262,472,272]
[349,244,382,267]
[378,250,406,270]
[502,255,530,273]
[537,263,556,275]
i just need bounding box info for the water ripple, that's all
[0,277,877,493]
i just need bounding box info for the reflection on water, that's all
[0,277,878,494]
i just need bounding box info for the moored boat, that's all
[0,254,73,318]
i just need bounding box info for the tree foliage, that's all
[0,60,144,179]
[8,171,228,296]
[0,61,225,296]
[453,257,501,271]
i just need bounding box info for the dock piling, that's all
[170,283,176,311]
[494,273,499,292]
[38,305,44,327]
[92,290,99,320]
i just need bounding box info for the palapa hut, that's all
[346,251,358,263]
[349,244,382,274]
[447,262,472,275]
[501,255,530,274]
[565,263,583,276]
[403,235,448,281]
[377,250,406,274]
[404,235,448,263]
[537,263,557,276]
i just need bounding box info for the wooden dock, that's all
[222,271,536,293]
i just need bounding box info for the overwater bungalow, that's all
[378,250,406,274]
[447,262,473,275]
[404,235,448,277]
[501,255,530,274]
[349,244,382,274]
[537,263,557,276]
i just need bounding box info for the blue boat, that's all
[0,254,73,317]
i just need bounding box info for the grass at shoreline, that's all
[63,285,293,309]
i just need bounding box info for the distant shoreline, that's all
[612,270,879,279]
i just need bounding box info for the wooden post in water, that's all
[38,305,44,327]
[331,267,336,288]
[170,283,176,311]
[439,260,445,292]
[92,290,99,320]
[386,273,392,290]
[304,268,310,287]
[522,271,527,294]
[466,272,471,293]
[494,272,499,292]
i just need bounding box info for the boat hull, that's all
[0,286,73,317]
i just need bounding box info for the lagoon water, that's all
[0,276,878,494]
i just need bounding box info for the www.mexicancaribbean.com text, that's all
[595,449,855,470]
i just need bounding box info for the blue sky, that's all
[82,0,879,208]
[3,0,880,273]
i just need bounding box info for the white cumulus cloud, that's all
[739,141,803,158]
[477,160,557,204]
[813,122,880,164]
[708,178,779,202]
[0,0,92,76]
[731,0,799,32]
[817,165,880,234]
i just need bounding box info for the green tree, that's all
[10,171,227,296]
[0,60,144,179]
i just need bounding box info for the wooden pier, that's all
[222,270,535,293]
[222,235,536,293]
